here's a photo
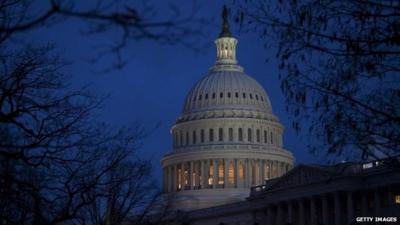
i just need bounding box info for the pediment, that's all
[269,165,338,190]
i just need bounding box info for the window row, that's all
[173,127,280,147]
[187,92,265,104]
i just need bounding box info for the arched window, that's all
[228,128,233,141]
[192,130,196,144]
[250,93,253,99]
[186,132,189,145]
[264,130,267,143]
[218,128,223,141]
[209,128,214,142]
[201,129,205,143]
[248,128,252,142]
[235,92,239,98]
[205,93,208,99]
[228,161,234,185]
[212,93,216,99]
[256,95,259,100]
[220,92,223,98]
[243,93,246,98]
[256,129,260,142]
[238,128,243,141]
[227,92,231,98]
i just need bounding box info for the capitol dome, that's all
[161,7,294,211]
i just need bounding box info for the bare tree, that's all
[0,0,206,70]
[0,46,162,225]
[235,0,400,160]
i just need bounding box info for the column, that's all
[213,159,218,188]
[374,189,381,216]
[276,203,282,225]
[347,191,354,224]
[261,160,265,182]
[181,163,185,190]
[361,191,368,217]
[195,161,200,189]
[168,166,172,192]
[249,160,253,186]
[322,195,328,225]
[173,164,177,191]
[189,161,194,189]
[310,197,317,225]
[224,159,229,188]
[334,192,341,225]
[298,199,305,225]
[234,159,238,188]
[287,200,293,225]
[245,159,249,187]
[257,159,262,185]
[200,160,204,189]
[267,205,274,225]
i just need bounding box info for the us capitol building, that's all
[161,7,294,211]
[159,7,400,225]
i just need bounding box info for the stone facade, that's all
[186,157,400,225]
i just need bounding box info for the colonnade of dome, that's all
[163,158,291,193]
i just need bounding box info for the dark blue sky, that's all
[27,1,320,187]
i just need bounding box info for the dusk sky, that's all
[27,0,319,188]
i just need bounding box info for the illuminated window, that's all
[396,195,400,204]
[264,163,270,180]
[208,164,213,185]
[178,168,182,190]
[218,162,224,185]
[192,172,196,187]
[228,161,234,185]
[239,161,244,180]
